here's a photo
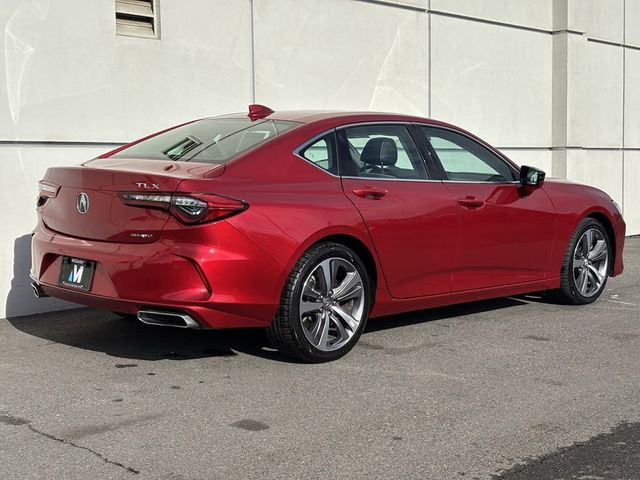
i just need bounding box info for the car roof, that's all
[268,110,429,123]
[215,109,456,128]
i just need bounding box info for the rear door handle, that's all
[352,187,388,200]
[457,196,485,208]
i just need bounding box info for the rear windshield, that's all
[112,118,299,164]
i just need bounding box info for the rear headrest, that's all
[360,137,397,167]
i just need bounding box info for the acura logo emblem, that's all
[76,192,89,214]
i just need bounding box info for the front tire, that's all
[267,242,371,363]
[550,218,611,305]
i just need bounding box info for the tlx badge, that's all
[135,182,160,190]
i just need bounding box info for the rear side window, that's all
[420,126,515,182]
[299,133,338,174]
[112,118,299,164]
[339,124,428,180]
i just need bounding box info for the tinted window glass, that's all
[299,133,337,174]
[112,118,299,164]
[340,124,427,179]
[421,126,515,182]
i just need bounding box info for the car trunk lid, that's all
[40,159,224,243]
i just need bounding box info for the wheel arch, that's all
[312,233,378,302]
[279,229,383,311]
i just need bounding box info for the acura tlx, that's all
[31,104,625,362]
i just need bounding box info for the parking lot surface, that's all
[1,238,639,480]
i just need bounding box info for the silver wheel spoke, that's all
[303,282,322,301]
[578,269,589,293]
[317,259,334,295]
[329,313,350,343]
[315,311,330,349]
[308,312,322,338]
[308,312,325,344]
[585,229,594,250]
[574,269,583,292]
[588,240,607,262]
[330,304,358,332]
[585,270,598,291]
[573,257,586,268]
[300,300,322,316]
[580,233,589,255]
[331,271,362,302]
[587,264,604,284]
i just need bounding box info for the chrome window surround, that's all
[292,121,523,185]
[293,130,340,177]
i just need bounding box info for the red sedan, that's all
[31,105,625,362]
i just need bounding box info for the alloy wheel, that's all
[572,228,609,297]
[298,257,365,352]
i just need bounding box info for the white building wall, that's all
[253,0,430,116]
[0,0,637,317]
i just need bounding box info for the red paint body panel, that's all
[341,177,458,298]
[32,217,284,328]
[540,179,625,277]
[31,110,626,329]
[442,182,557,290]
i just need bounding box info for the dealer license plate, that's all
[58,257,95,291]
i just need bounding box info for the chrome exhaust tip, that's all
[137,310,200,329]
[31,282,49,299]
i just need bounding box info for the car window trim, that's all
[407,123,442,179]
[293,129,341,178]
[293,122,522,185]
[340,175,443,183]
[415,124,520,183]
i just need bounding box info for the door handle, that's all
[457,196,485,208]
[352,187,388,200]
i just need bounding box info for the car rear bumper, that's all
[30,221,285,329]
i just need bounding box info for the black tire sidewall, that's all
[287,243,371,362]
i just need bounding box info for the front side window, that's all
[112,118,299,164]
[339,124,427,179]
[420,126,515,182]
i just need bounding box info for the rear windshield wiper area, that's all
[163,135,203,161]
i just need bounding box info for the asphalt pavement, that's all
[1,237,639,480]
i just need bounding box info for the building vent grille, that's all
[115,0,158,39]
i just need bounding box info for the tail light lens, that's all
[39,181,60,197]
[37,181,60,207]
[119,192,248,225]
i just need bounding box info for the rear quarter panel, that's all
[175,128,391,312]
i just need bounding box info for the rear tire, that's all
[267,242,371,363]
[549,218,611,305]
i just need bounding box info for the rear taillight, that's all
[119,192,248,225]
[39,181,60,197]
[118,193,172,209]
[37,181,60,207]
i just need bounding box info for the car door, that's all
[418,125,557,292]
[337,123,459,299]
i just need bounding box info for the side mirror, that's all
[519,165,546,187]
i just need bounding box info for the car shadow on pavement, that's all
[6,296,529,363]
[5,308,292,362]
[364,296,528,333]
